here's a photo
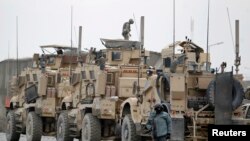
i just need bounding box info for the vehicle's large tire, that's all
[6,111,20,141]
[121,115,139,141]
[26,112,42,141]
[81,113,101,141]
[156,72,170,103]
[57,112,73,141]
[206,78,244,110]
[232,79,244,109]
[245,87,250,100]
[206,80,215,107]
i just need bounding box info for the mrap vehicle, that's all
[5,45,82,141]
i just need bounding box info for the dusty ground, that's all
[0,133,79,141]
[0,133,118,141]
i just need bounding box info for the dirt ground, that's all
[0,133,79,141]
[0,133,117,141]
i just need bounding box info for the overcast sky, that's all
[0,0,249,80]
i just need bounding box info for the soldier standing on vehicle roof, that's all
[122,19,134,40]
[146,103,172,141]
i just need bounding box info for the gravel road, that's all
[0,133,117,141]
[0,133,79,141]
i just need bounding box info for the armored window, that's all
[33,74,37,81]
[48,57,55,65]
[89,71,95,79]
[57,73,61,83]
[164,57,171,68]
[111,51,122,61]
[107,73,114,84]
[25,84,38,103]
[47,75,55,87]
[81,71,86,79]
[26,74,30,81]
[71,73,80,85]
[18,76,25,87]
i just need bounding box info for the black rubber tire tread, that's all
[6,111,20,141]
[206,80,215,107]
[81,113,101,141]
[26,112,42,141]
[121,115,140,141]
[232,79,244,109]
[206,78,244,110]
[156,72,170,103]
[57,111,73,141]
[245,88,250,100]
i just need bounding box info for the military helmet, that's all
[129,19,134,24]
[154,103,163,110]
[146,66,154,76]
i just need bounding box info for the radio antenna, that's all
[16,16,19,77]
[6,42,10,97]
[227,8,235,48]
[133,13,139,40]
[69,6,73,76]
[137,16,144,97]
[235,20,240,74]
[206,0,210,71]
[172,0,176,60]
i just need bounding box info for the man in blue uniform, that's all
[146,103,172,141]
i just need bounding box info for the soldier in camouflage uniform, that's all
[122,19,134,40]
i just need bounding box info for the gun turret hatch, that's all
[100,38,141,49]
[40,45,78,55]
[179,41,204,53]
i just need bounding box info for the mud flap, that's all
[171,116,185,141]
[215,72,233,124]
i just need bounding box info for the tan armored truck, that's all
[5,45,82,141]
[56,37,152,141]
[123,20,246,141]
[158,40,246,141]
[118,39,245,141]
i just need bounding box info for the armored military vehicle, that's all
[119,20,248,141]
[130,21,246,141]
[56,40,152,141]
[5,45,81,141]
[56,17,155,141]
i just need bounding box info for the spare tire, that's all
[156,72,170,103]
[206,78,244,110]
[245,87,250,100]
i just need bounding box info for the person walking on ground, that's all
[146,103,172,141]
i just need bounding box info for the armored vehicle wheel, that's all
[207,79,244,110]
[81,113,101,141]
[57,112,73,141]
[122,115,139,141]
[26,112,42,141]
[6,111,20,141]
[245,87,250,100]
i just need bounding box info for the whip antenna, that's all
[133,13,139,40]
[16,16,19,77]
[206,0,210,71]
[227,8,235,48]
[172,0,175,60]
